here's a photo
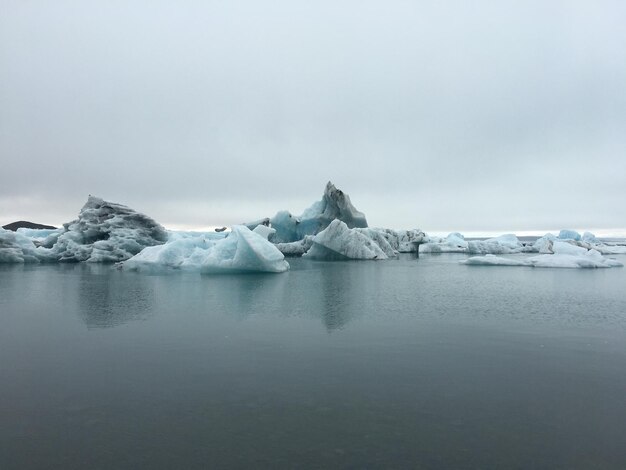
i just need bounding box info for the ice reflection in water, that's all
[1,254,626,469]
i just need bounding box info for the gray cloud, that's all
[1,1,625,234]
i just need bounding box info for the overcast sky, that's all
[1,1,625,235]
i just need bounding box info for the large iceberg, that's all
[0,196,168,263]
[41,196,169,262]
[124,225,289,273]
[269,182,368,243]
[303,220,396,260]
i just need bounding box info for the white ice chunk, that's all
[304,220,394,260]
[124,225,289,273]
[252,224,276,240]
[581,231,598,244]
[532,233,557,254]
[558,229,582,241]
[462,254,528,266]
[468,234,525,254]
[552,240,588,256]
[370,228,426,253]
[0,228,41,263]
[462,250,622,269]
[421,232,469,253]
[15,228,60,240]
[275,236,314,257]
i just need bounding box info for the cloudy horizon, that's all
[2,1,625,236]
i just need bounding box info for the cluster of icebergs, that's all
[463,241,623,269]
[1,183,624,272]
[421,230,624,269]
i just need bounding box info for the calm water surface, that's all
[1,254,626,469]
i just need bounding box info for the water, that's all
[1,254,626,469]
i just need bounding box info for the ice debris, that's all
[123,225,289,273]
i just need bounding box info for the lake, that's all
[1,253,626,469]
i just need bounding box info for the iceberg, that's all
[558,229,582,241]
[0,228,41,263]
[303,219,396,260]
[420,232,468,253]
[15,228,60,240]
[40,196,169,262]
[269,182,368,243]
[581,231,598,244]
[462,248,623,269]
[467,234,527,255]
[274,237,314,257]
[532,231,626,256]
[124,225,289,274]
[0,196,169,263]
[371,228,427,253]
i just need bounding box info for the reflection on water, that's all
[78,267,156,328]
[2,255,626,469]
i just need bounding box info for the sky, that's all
[1,0,625,236]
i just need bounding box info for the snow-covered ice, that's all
[124,225,289,273]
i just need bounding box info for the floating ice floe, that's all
[123,225,289,273]
[303,219,396,260]
[462,241,623,269]
[533,230,626,255]
[467,234,529,255]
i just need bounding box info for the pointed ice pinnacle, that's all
[270,181,368,243]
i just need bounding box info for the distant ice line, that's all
[1,183,623,271]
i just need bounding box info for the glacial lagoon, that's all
[1,253,626,469]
